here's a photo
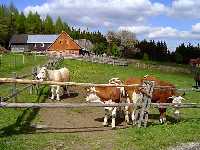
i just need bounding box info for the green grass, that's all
[0,55,199,150]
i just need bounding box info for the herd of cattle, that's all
[36,66,185,129]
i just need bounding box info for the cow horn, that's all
[144,74,149,78]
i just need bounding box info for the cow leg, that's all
[63,85,70,96]
[159,108,166,124]
[51,86,56,100]
[56,86,61,101]
[111,107,117,129]
[163,109,167,122]
[125,97,130,124]
[66,86,70,96]
[131,109,136,125]
[118,106,124,119]
[174,108,180,120]
[103,108,109,127]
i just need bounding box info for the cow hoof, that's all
[126,121,132,125]
[159,119,166,124]
[132,121,137,126]
[111,127,116,130]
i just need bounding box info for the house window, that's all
[41,43,45,47]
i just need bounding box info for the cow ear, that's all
[168,96,174,100]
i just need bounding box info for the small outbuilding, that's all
[47,31,81,56]
[9,34,59,52]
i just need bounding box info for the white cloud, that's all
[192,23,200,33]
[168,0,200,19]
[148,27,178,39]
[23,0,200,43]
[119,26,151,34]
[24,0,167,29]
[119,25,200,40]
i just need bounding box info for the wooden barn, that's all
[47,32,81,56]
[9,34,59,52]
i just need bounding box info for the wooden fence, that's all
[128,60,191,74]
[0,78,200,128]
[63,55,128,66]
[0,102,199,109]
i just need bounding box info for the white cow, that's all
[36,67,70,100]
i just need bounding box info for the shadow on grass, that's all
[60,92,79,100]
[0,86,50,137]
[147,113,200,126]
[149,114,178,123]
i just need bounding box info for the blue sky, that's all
[1,0,200,50]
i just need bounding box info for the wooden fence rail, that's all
[0,102,199,109]
[0,78,177,88]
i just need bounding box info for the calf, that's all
[86,79,124,129]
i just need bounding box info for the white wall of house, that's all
[11,45,29,52]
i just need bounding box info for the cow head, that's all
[85,87,101,103]
[36,67,48,81]
[169,96,185,117]
[108,78,125,97]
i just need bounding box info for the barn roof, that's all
[9,34,28,44]
[27,35,59,43]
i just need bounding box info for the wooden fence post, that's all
[34,53,37,62]
[14,55,16,69]
[0,54,2,69]
[30,67,36,94]
[137,80,155,128]
[12,72,17,102]
[22,54,25,65]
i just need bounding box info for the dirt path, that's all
[32,87,127,149]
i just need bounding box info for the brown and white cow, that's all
[124,75,184,124]
[142,75,184,123]
[124,77,143,124]
[36,67,70,101]
[86,78,124,129]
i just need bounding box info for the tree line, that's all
[0,3,200,64]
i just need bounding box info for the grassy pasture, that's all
[0,55,199,150]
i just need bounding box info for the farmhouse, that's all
[9,34,59,53]
[47,31,81,56]
[9,32,93,55]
